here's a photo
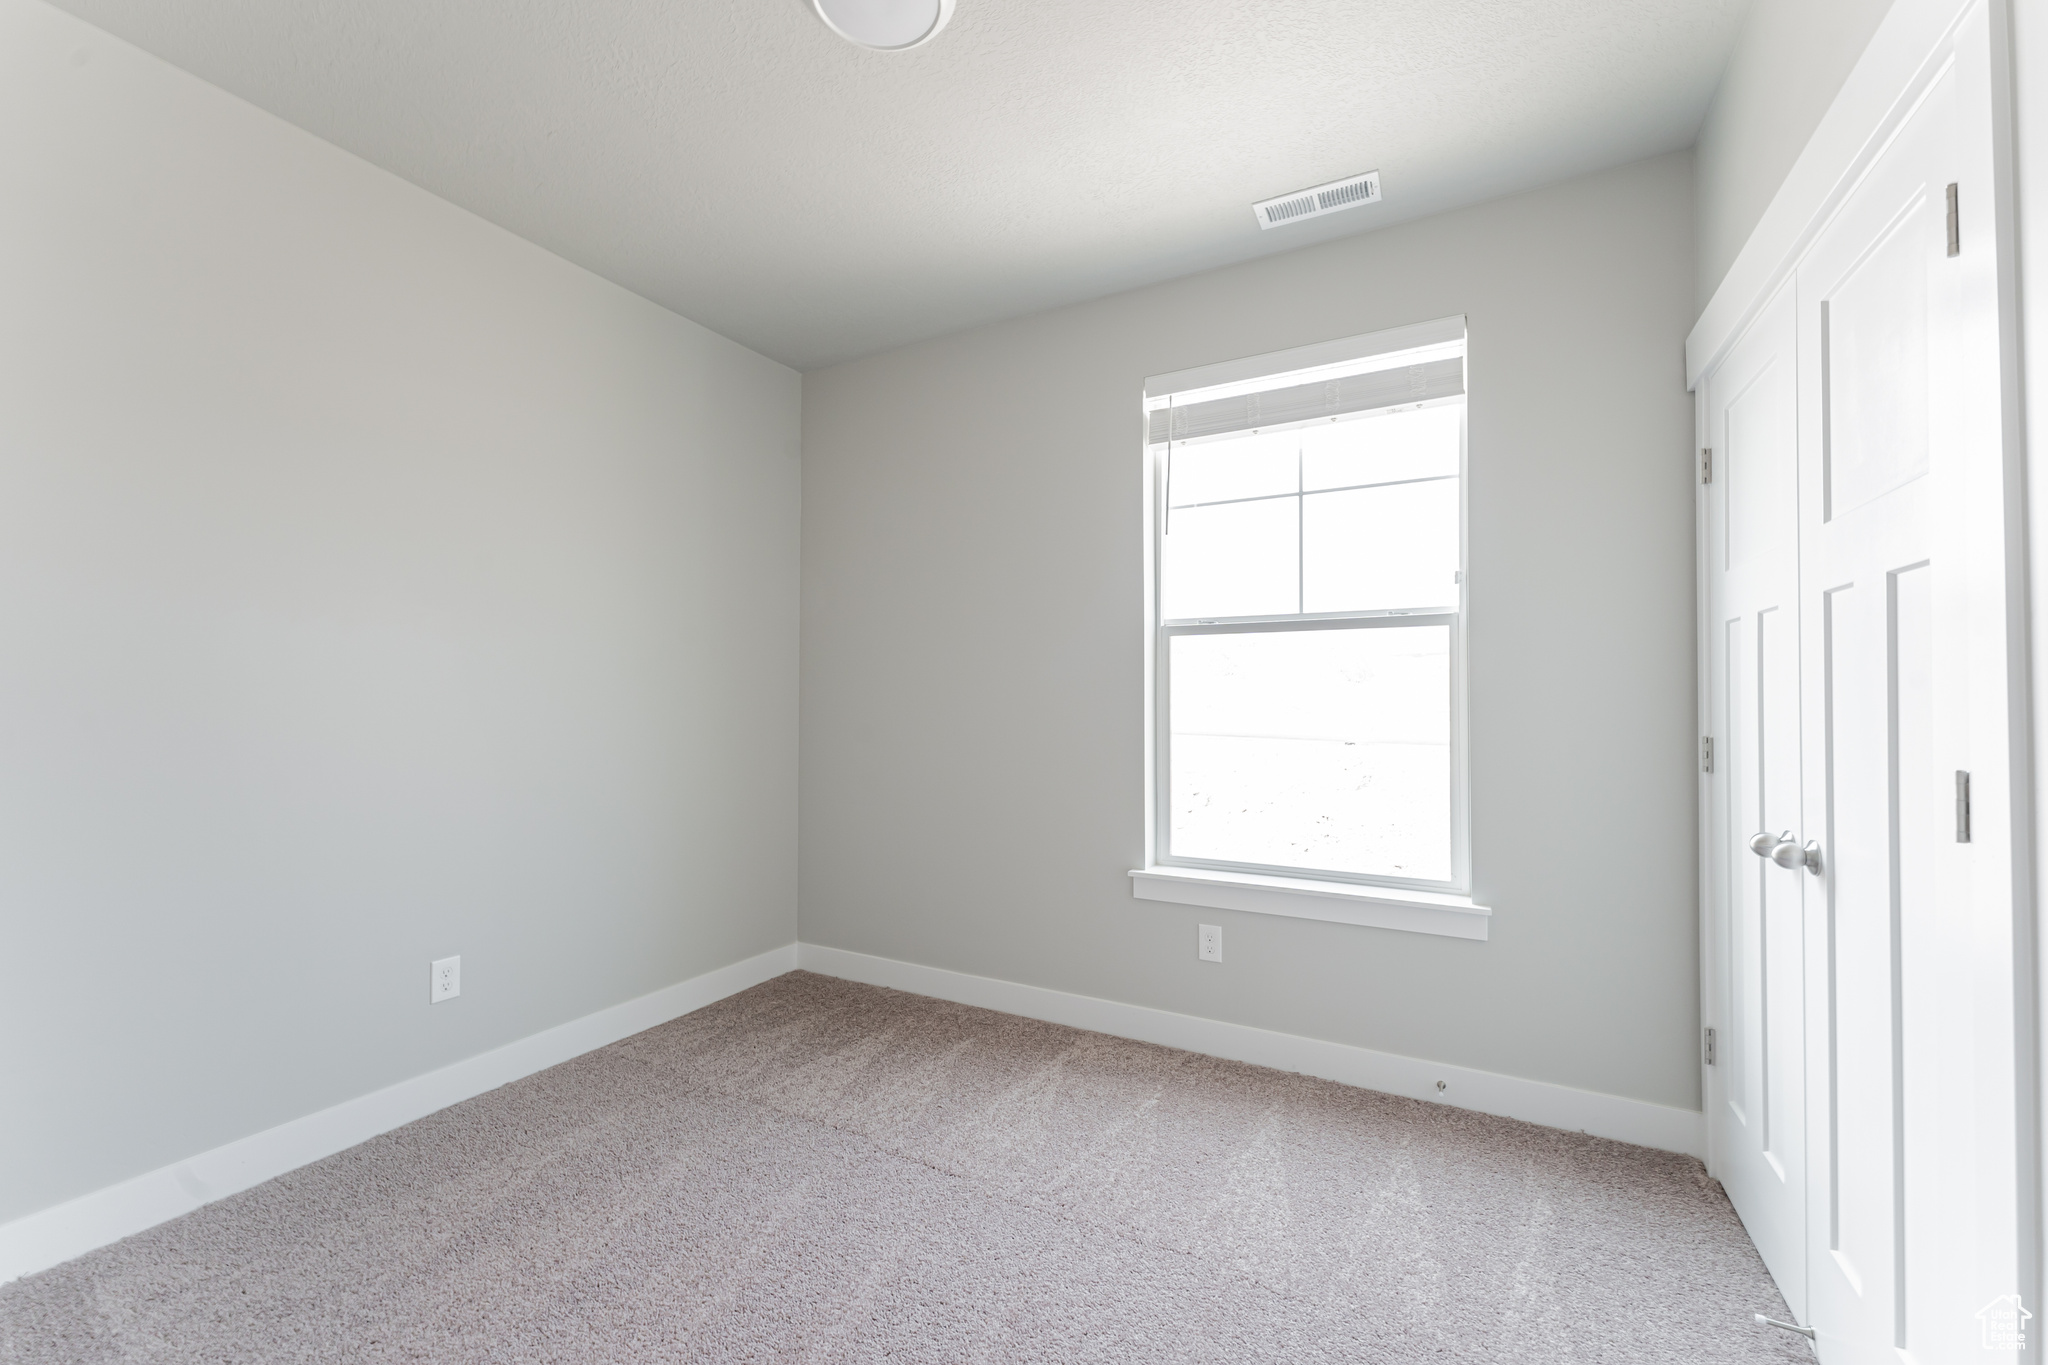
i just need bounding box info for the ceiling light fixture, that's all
[809,0,954,50]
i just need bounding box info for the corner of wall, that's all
[1693,0,1897,311]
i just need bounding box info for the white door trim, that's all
[2017,0,2048,1316]
[1688,0,1986,388]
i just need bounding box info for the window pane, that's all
[1160,495,1297,619]
[1302,478,1458,613]
[1166,429,1298,507]
[1169,626,1450,880]
[1301,403,1460,491]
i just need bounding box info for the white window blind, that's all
[1146,355,1464,446]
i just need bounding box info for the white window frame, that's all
[1131,318,1490,940]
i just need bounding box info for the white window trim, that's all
[1144,314,1467,400]
[1136,318,1478,939]
[1128,866,1491,940]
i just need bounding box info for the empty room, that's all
[1,0,2043,1359]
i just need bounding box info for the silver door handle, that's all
[1749,831,1821,874]
[1770,838,1822,874]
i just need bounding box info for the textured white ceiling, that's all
[49,0,1743,369]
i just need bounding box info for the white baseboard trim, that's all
[4,938,1706,1285]
[796,943,1706,1159]
[0,942,799,1286]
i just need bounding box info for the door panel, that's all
[1823,214,1931,520]
[1795,53,1970,1364]
[1817,579,1893,1315]
[1727,356,1798,572]
[1704,283,1806,1317]
[1892,562,1943,1361]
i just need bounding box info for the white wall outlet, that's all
[1198,924,1222,962]
[431,955,460,1003]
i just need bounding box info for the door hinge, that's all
[1700,447,1713,484]
[1703,1026,1716,1066]
[1956,769,1971,842]
[1946,182,1960,257]
[1701,736,1714,774]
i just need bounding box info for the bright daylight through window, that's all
[1150,323,1466,889]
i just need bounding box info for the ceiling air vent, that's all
[1252,170,1381,230]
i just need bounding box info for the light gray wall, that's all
[1694,0,1895,307]
[0,0,799,1225]
[800,151,1703,1112]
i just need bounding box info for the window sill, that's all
[1129,867,1491,941]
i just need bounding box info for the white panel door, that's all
[1703,282,1808,1320]
[1794,6,2023,1359]
[1792,63,1945,1365]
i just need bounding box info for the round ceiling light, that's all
[809,0,954,50]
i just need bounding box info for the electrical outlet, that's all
[431,955,460,1004]
[1198,924,1222,962]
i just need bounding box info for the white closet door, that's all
[1794,5,2023,1358]
[1703,283,1808,1321]
[1791,65,1944,1365]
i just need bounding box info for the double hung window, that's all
[1147,319,1468,893]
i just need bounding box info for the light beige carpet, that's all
[1,971,1810,1363]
